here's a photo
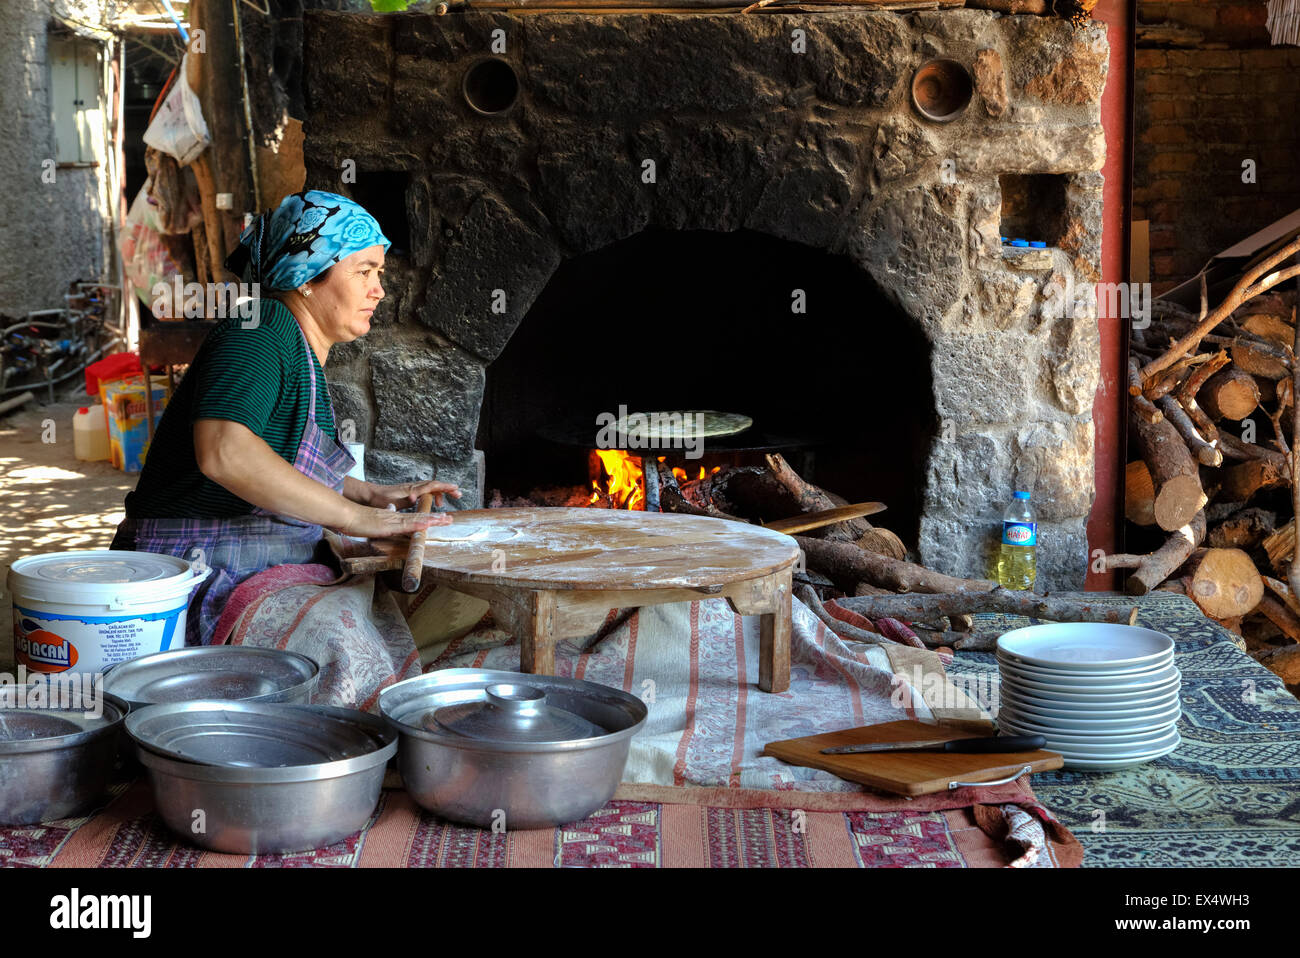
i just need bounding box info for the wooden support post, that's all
[759,571,792,694]
[518,590,559,677]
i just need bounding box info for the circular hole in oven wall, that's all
[462,57,520,116]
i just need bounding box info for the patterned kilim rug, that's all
[7,591,1292,867]
[943,592,1300,867]
[0,594,1083,868]
[2,781,1056,869]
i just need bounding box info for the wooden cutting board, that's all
[762,720,1063,797]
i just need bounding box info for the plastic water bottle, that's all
[997,491,1037,590]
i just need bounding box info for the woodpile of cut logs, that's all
[1123,235,1300,690]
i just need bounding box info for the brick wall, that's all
[1134,1,1300,294]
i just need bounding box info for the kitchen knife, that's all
[820,734,1046,755]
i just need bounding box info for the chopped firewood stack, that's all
[1122,234,1300,691]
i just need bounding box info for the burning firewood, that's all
[762,453,875,543]
[652,458,741,521]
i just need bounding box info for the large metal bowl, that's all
[103,646,319,710]
[0,688,129,825]
[380,669,648,830]
[130,702,397,855]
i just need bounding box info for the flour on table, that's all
[423,523,493,542]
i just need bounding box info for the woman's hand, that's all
[334,502,453,539]
[358,479,462,511]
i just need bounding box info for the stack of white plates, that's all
[995,623,1181,771]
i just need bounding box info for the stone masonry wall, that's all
[1134,1,1300,294]
[0,0,113,317]
[302,9,1108,589]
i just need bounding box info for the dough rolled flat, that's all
[622,410,753,441]
[422,522,493,542]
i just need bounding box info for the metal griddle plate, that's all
[535,414,826,454]
[104,647,318,708]
[126,701,384,768]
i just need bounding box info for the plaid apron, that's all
[113,323,355,646]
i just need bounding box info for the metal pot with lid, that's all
[380,668,648,830]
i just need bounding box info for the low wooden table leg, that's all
[759,574,792,693]
[518,590,559,676]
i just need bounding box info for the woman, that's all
[112,190,459,652]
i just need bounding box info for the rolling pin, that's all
[401,493,435,593]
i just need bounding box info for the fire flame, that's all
[589,453,720,510]
[591,449,645,510]
[671,465,721,481]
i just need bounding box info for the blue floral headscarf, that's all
[225,190,390,291]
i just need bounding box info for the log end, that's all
[1187,547,1265,619]
[1153,474,1207,532]
[1125,576,1152,598]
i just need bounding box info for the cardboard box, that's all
[101,375,168,472]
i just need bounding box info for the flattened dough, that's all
[422,522,493,542]
[623,410,752,441]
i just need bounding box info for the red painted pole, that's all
[1084,0,1135,592]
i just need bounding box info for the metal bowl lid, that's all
[429,683,604,743]
[104,647,319,707]
[381,668,648,751]
[0,688,128,755]
[126,700,389,768]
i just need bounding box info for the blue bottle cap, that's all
[1013,491,1031,499]
[1030,241,1047,248]
[1000,236,1008,243]
[1011,239,1029,248]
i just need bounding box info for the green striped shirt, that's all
[125,298,337,519]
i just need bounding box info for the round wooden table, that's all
[343,508,801,693]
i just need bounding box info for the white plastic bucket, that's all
[7,551,211,676]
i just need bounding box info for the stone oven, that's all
[302,7,1109,590]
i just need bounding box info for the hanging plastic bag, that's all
[120,185,190,317]
[142,52,210,166]
[145,146,203,234]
